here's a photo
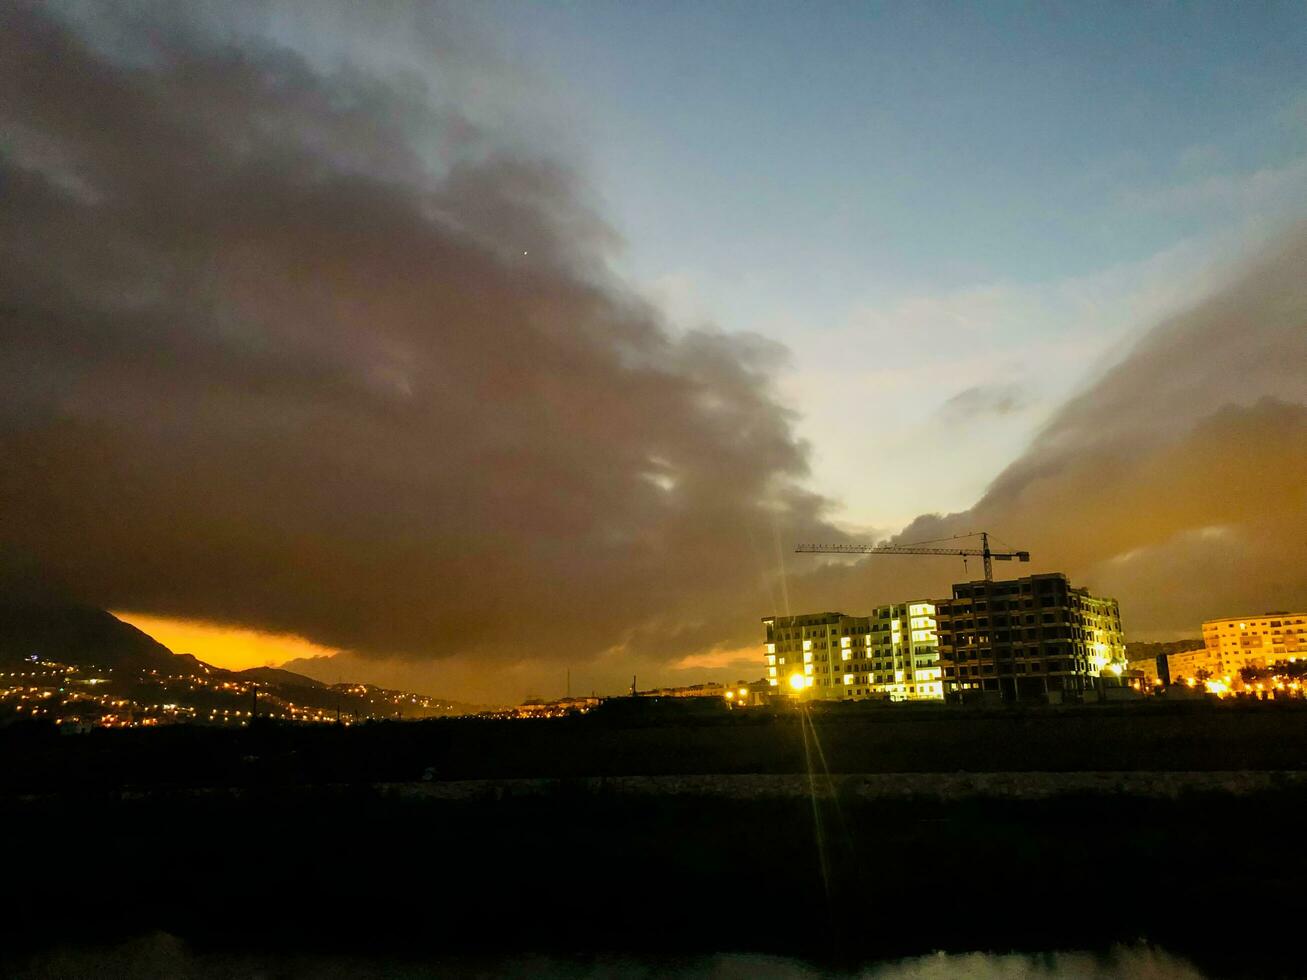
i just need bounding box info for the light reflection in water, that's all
[4,934,1210,979]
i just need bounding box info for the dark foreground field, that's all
[3,700,1306,977]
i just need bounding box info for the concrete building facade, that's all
[935,572,1126,702]
[1155,613,1307,688]
[762,601,943,701]
[1199,613,1307,673]
[1165,647,1221,686]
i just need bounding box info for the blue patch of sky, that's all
[491,1,1306,298]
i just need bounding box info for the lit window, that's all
[844,674,854,685]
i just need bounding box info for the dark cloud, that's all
[0,2,845,692]
[801,226,1307,639]
[734,226,1304,654]
[936,383,1027,423]
[957,227,1307,635]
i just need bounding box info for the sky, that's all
[488,1,1307,525]
[2,1,1306,702]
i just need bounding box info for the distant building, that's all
[935,572,1126,702]
[1156,613,1307,690]
[1132,654,1170,688]
[514,695,601,718]
[1165,647,1221,686]
[723,679,772,707]
[638,682,729,699]
[761,602,943,702]
[1191,613,1307,681]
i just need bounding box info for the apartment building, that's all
[1200,613,1307,672]
[762,602,943,701]
[1161,612,1307,685]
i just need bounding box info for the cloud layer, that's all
[797,226,1307,639]
[0,3,844,689]
[2,3,1304,699]
[936,383,1027,423]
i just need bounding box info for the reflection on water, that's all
[4,934,1208,979]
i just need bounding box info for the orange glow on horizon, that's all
[670,645,757,671]
[113,612,341,672]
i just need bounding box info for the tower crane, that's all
[795,531,1028,582]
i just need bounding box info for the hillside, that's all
[0,597,178,671]
[0,597,482,724]
[237,667,326,689]
[1126,639,1206,663]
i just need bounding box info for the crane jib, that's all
[793,536,1030,581]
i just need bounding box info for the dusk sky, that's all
[491,1,1307,525]
[3,1,1305,703]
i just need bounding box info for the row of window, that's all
[944,626,1120,642]
[945,661,1085,676]
[944,595,1120,616]
[1209,619,1306,630]
[943,645,1093,661]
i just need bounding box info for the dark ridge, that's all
[237,666,327,689]
[0,597,177,671]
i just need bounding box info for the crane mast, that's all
[795,531,1029,582]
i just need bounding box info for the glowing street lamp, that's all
[788,673,806,693]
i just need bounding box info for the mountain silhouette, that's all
[0,595,178,672]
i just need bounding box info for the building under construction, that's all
[777,533,1127,703]
[934,572,1126,702]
